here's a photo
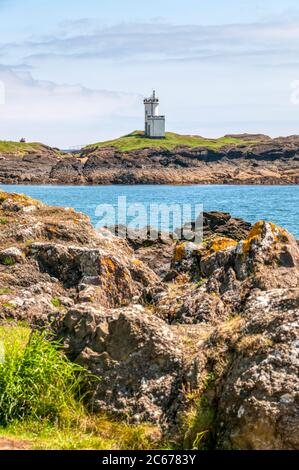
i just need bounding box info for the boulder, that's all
[216,288,299,450]
[28,242,159,308]
[107,225,175,279]
[58,304,198,424]
[177,211,251,242]
[161,221,299,325]
[0,247,24,265]
[0,192,161,320]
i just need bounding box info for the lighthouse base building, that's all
[144,91,165,138]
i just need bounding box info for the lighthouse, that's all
[144,90,165,138]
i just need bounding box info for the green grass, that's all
[182,396,216,450]
[1,302,16,310]
[0,325,89,426]
[0,416,161,450]
[0,257,15,266]
[0,289,12,295]
[0,323,162,450]
[0,141,45,155]
[0,323,30,353]
[84,131,258,153]
[0,323,206,450]
[51,297,62,309]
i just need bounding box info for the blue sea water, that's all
[0,184,298,238]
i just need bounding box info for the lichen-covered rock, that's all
[171,236,238,281]
[0,191,160,319]
[234,221,299,288]
[216,288,299,450]
[163,221,299,325]
[0,247,24,265]
[172,221,298,285]
[57,304,200,424]
[154,282,228,325]
[171,241,202,281]
[27,242,159,308]
[1,190,299,450]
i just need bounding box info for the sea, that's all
[0,184,298,238]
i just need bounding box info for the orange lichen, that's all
[241,220,289,254]
[242,221,264,253]
[101,256,117,278]
[0,191,38,208]
[210,237,237,252]
[269,222,289,241]
[132,259,143,267]
[174,242,187,262]
[203,237,237,258]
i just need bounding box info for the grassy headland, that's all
[0,141,47,156]
[84,131,258,152]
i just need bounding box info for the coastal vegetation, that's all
[0,133,298,185]
[0,141,46,156]
[0,323,162,450]
[84,131,258,152]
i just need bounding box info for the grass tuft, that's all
[50,297,62,309]
[0,324,162,450]
[0,325,88,426]
[0,289,12,296]
[1,257,16,266]
[183,396,216,450]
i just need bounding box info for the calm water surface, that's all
[1,184,298,237]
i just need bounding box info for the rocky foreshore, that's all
[0,134,299,184]
[0,190,298,449]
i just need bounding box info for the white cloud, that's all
[0,68,141,147]
[2,19,299,67]
[1,16,299,144]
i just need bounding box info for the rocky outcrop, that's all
[59,304,199,424]
[0,134,299,184]
[216,288,299,450]
[0,144,61,184]
[0,191,159,321]
[160,220,299,449]
[28,242,159,307]
[107,225,176,279]
[157,220,298,323]
[107,212,252,280]
[0,190,298,449]
[81,133,299,184]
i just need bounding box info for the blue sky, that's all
[0,0,299,147]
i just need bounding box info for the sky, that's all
[1,0,299,147]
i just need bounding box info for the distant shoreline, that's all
[0,131,298,185]
[0,182,298,186]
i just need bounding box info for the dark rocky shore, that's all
[0,134,299,184]
[0,191,298,449]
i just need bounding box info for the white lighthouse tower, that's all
[144,90,165,138]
